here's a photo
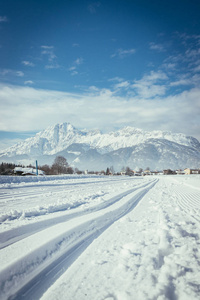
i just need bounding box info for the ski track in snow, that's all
[0,175,200,300]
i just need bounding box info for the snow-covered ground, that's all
[0,174,200,300]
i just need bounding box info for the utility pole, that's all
[36,160,38,176]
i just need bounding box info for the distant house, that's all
[184,168,200,175]
[163,169,176,175]
[14,167,44,176]
[151,171,160,175]
[176,169,185,175]
[143,170,151,175]
[120,171,126,176]
[134,172,142,176]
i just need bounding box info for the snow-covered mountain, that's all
[1,122,200,170]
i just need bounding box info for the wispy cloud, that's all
[131,71,168,98]
[88,2,101,14]
[16,71,24,77]
[74,57,83,65]
[24,80,34,85]
[41,46,54,49]
[170,74,200,87]
[0,69,24,77]
[41,46,56,61]
[0,16,8,22]
[69,57,83,75]
[45,64,60,69]
[113,81,130,90]
[162,63,176,70]
[41,45,60,69]
[22,61,35,67]
[149,42,165,52]
[111,48,136,58]
[194,64,200,72]
[166,33,200,65]
[108,77,124,82]
[176,32,200,46]
[69,66,76,71]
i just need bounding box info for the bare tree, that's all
[40,164,52,175]
[139,168,143,173]
[106,167,110,175]
[110,166,115,174]
[66,166,74,174]
[125,166,132,175]
[51,156,69,174]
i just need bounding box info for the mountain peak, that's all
[0,122,199,170]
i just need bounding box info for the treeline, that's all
[0,162,17,175]
[0,156,75,176]
[0,156,142,176]
[40,156,74,175]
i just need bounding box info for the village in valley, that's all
[0,159,199,177]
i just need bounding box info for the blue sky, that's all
[0,0,200,150]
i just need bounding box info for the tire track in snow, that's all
[0,177,143,222]
[0,176,140,199]
[0,179,158,300]
[0,179,156,249]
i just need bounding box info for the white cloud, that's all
[185,48,200,59]
[131,71,168,98]
[41,45,54,49]
[69,58,83,75]
[69,66,76,71]
[170,79,191,87]
[132,84,166,98]
[113,81,130,90]
[22,61,35,67]
[16,71,24,77]
[74,57,83,65]
[42,50,56,62]
[88,86,99,92]
[41,45,59,69]
[45,64,60,69]
[149,42,164,52]
[169,74,200,87]
[0,69,24,77]
[0,83,199,141]
[162,63,176,70]
[143,70,168,82]
[111,48,136,58]
[108,77,124,82]
[194,65,200,72]
[24,80,34,85]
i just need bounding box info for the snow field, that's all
[0,176,154,299]
[0,175,200,299]
[40,177,200,300]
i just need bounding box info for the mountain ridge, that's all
[1,122,200,171]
